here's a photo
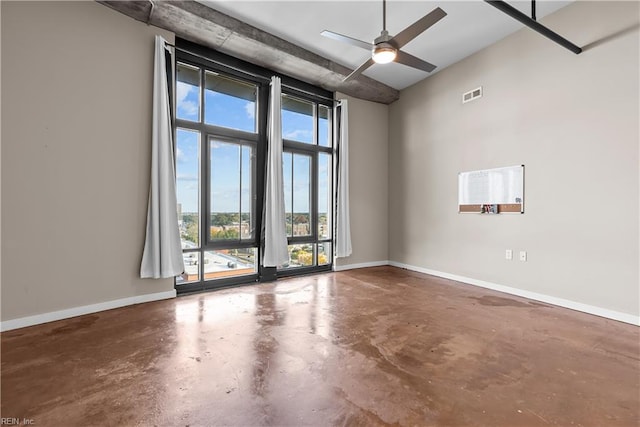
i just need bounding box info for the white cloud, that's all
[245,102,255,119]
[177,173,198,182]
[176,146,185,163]
[180,101,199,117]
[284,129,313,141]
[176,82,191,104]
[176,82,198,117]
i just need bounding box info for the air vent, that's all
[462,86,483,104]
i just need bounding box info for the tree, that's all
[211,213,239,227]
[210,226,240,240]
[297,251,312,266]
[183,222,199,244]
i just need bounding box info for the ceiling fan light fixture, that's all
[372,43,397,64]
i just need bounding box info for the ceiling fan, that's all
[321,0,447,82]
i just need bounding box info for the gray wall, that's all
[1,1,175,321]
[335,93,389,268]
[389,1,639,316]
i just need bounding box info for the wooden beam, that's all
[97,0,400,104]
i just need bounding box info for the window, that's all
[174,40,334,292]
[209,139,254,242]
[280,93,333,273]
[204,71,257,132]
[175,57,263,292]
[176,63,200,122]
[283,152,311,237]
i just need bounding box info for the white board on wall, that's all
[458,165,524,213]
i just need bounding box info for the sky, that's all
[175,79,331,216]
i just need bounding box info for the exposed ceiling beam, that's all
[484,0,582,54]
[97,0,400,104]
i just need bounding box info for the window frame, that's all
[174,50,269,293]
[205,133,257,247]
[279,90,334,276]
[174,39,335,292]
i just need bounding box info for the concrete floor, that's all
[1,266,639,426]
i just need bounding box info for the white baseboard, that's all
[333,260,390,272]
[4,264,637,331]
[0,290,177,332]
[389,261,639,326]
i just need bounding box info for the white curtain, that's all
[263,76,289,267]
[335,99,352,258]
[140,36,184,278]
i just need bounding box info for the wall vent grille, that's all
[462,86,483,104]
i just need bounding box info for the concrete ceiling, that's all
[99,1,575,104]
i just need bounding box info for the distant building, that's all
[293,222,310,235]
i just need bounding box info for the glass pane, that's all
[176,63,200,122]
[177,252,200,284]
[204,248,257,280]
[205,71,257,133]
[318,153,331,240]
[285,244,315,268]
[176,129,200,249]
[283,152,293,237]
[210,140,240,241]
[240,145,253,240]
[318,242,332,265]
[319,105,332,147]
[293,154,311,237]
[282,94,314,144]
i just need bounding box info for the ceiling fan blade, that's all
[343,58,375,82]
[395,50,437,73]
[391,7,447,49]
[321,30,373,51]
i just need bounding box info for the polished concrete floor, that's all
[1,266,639,426]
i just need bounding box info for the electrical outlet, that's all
[519,251,527,262]
[505,249,513,260]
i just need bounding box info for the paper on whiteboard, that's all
[458,165,523,205]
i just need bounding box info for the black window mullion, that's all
[238,143,243,244]
[199,67,207,284]
[255,83,269,279]
[202,69,210,259]
[311,151,319,262]
[311,102,319,265]
[289,152,294,241]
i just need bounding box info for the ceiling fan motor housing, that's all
[374,30,394,45]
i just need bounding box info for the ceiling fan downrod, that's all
[373,0,396,63]
[382,0,387,31]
